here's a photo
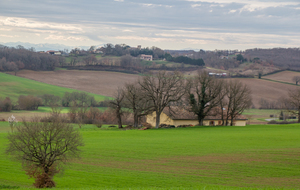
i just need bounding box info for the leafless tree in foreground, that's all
[139,71,186,128]
[225,80,252,126]
[123,83,154,128]
[109,88,125,129]
[6,118,84,188]
[188,71,225,126]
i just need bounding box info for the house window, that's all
[218,120,222,125]
[209,121,214,126]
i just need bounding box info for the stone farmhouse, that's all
[147,107,247,127]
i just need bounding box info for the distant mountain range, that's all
[0,42,101,52]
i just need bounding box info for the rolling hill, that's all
[10,70,140,97]
[0,72,110,101]
[12,70,299,108]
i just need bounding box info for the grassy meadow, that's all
[0,72,109,101]
[0,122,299,190]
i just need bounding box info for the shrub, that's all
[41,94,61,106]
[93,119,102,128]
[0,97,12,112]
[18,95,42,110]
[267,120,298,124]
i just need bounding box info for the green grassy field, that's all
[0,122,299,190]
[0,72,109,101]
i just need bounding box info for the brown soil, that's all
[14,70,297,108]
[225,78,297,108]
[263,71,300,84]
[14,70,140,97]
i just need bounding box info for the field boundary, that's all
[260,78,300,86]
[262,69,300,77]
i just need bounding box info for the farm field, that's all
[11,70,298,108]
[263,71,300,84]
[0,122,299,189]
[242,109,282,124]
[224,78,297,108]
[12,70,140,97]
[0,72,110,101]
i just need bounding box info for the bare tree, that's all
[6,118,84,188]
[139,71,186,128]
[225,80,252,126]
[18,95,42,110]
[83,55,97,65]
[109,88,125,129]
[123,83,153,128]
[292,76,300,85]
[282,89,300,122]
[188,71,225,126]
[216,81,229,125]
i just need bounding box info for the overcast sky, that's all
[0,0,299,50]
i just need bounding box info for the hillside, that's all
[0,72,109,101]
[7,70,300,108]
[11,70,140,97]
[262,71,300,84]
[244,48,300,69]
[226,78,297,108]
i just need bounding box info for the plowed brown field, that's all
[263,71,300,84]
[15,70,298,108]
[15,70,140,97]
[225,78,296,108]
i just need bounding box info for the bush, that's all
[93,119,102,128]
[0,97,12,112]
[267,120,298,124]
[41,94,61,106]
[18,95,42,110]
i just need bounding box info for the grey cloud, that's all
[0,0,299,49]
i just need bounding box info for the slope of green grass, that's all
[0,72,109,101]
[0,124,299,189]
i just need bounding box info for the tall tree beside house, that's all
[123,83,154,128]
[216,82,229,125]
[139,71,186,128]
[281,89,300,123]
[188,71,225,126]
[109,88,125,129]
[225,80,252,126]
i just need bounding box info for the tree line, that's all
[0,45,65,72]
[170,56,205,66]
[110,71,252,129]
[0,92,109,112]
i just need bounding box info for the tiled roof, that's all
[162,107,247,120]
